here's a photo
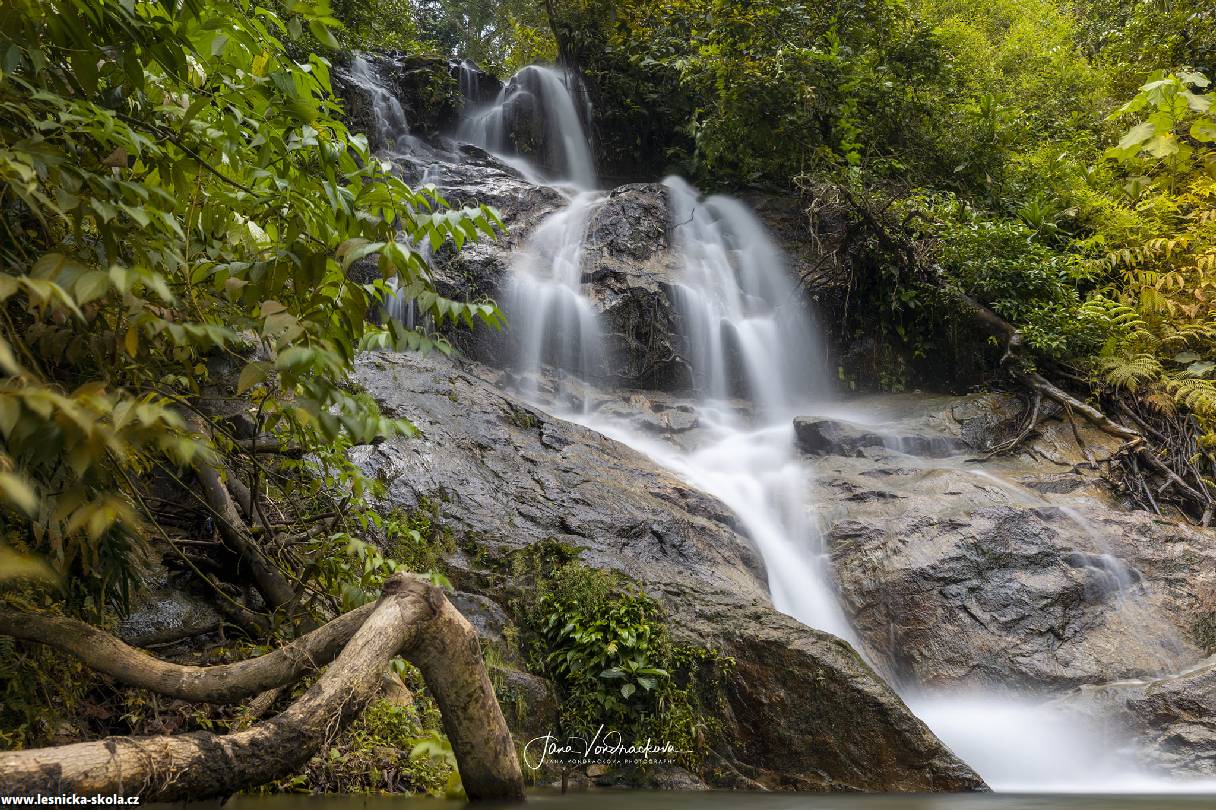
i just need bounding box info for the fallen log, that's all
[0,574,525,802]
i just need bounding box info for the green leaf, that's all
[1116,121,1156,152]
[237,361,270,394]
[1180,69,1211,89]
[1186,361,1216,377]
[0,472,39,517]
[74,271,111,305]
[1191,118,1216,143]
[308,19,340,49]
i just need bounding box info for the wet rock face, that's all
[118,565,222,649]
[581,184,690,390]
[802,394,1214,692]
[408,145,567,365]
[334,52,461,140]
[793,417,967,458]
[1056,658,1216,777]
[349,350,984,791]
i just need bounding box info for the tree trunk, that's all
[0,602,375,704]
[0,574,525,802]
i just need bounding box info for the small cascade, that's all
[664,177,826,415]
[455,63,605,402]
[456,60,482,102]
[336,56,434,329]
[459,65,596,189]
[341,54,410,153]
[504,191,606,403]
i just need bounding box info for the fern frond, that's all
[1098,353,1163,393]
[1162,377,1216,419]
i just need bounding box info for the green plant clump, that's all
[509,543,732,770]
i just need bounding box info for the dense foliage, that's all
[503,541,729,764]
[0,0,501,607]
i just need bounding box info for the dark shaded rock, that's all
[450,59,502,106]
[740,191,850,307]
[334,51,460,141]
[668,588,985,791]
[493,666,558,747]
[793,417,967,458]
[581,184,690,390]
[349,350,984,791]
[450,590,511,648]
[118,560,222,648]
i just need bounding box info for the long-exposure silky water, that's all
[340,54,410,153]
[663,176,825,414]
[459,64,596,189]
[582,176,853,642]
[449,61,1212,795]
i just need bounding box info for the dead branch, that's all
[185,415,297,612]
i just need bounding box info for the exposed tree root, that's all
[0,602,375,703]
[0,574,525,802]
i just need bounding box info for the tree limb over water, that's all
[0,574,525,802]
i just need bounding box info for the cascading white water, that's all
[454,65,851,635]
[459,65,596,189]
[456,60,483,102]
[663,177,824,414]
[456,64,607,401]
[581,410,856,643]
[342,54,410,153]
[449,60,1214,794]
[575,177,853,640]
[505,191,606,402]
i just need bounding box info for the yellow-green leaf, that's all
[0,471,38,516]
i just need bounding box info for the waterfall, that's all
[341,54,410,153]
[446,61,1213,794]
[456,60,482,101]
[504,191,607,401]
[455,64,605,402]
[453,60,857,651]
[459,65,596,189]
[664,177,826,414]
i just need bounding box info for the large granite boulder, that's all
[802,393,1215,692]
[349,350,983,791]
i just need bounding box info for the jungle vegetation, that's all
[0,0,1214,797]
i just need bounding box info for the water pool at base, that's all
[190,792,1216,810]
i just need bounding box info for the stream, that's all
[197,793,1216,810]
[340,56,1216,797]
